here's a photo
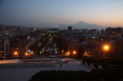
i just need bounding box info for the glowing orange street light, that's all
[73,51,76,55]
[25,52,28,56]
[103,45,109,50]
[14,52,18,57]
[14,52,18,55]
[62,50,64,53]
[65,52,70,56]
[30,51,33,54]
[103,45,110,57]
[68,52,70,54]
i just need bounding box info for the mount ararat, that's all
[57,21,106,30]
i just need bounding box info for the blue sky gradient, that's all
[0,0,123,27]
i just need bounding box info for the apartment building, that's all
[0,37,10,57]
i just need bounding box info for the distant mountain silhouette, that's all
[58,21,106,30]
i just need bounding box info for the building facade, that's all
[68,43,83,55]
[0,37,10,57]
[111,40,123,58]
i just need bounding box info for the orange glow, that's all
[30,51,33,54]
[65,52,70,56]
[62,50,64,52]
[68,52,70,54]
[103,45,109,50]
[73,51,76,54]
[105,46,108,49]
[14,52,18,55]
[25,52,28,56]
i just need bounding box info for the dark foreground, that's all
[29,69,123,81]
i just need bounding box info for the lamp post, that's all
[14,52,18,57]
[25,52,28,56]
[73,51,76,55]
[104,45,108,51]
[103,45,110,57]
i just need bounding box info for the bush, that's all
[29,69,123,81]
[29,70,89,81]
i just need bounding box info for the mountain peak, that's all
[58,21,105,30]
[75,21,88,25]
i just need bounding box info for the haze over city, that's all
[0,0,123,29]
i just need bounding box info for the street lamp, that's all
[73,51,76,55]
[14,52,18,57]
[65,52,70,56]
[14,52,18,55]
[25,52,28,56]
[62,50,64,53]
[103,44,110,57]
[103,45,109,51]
[68,52,70,54]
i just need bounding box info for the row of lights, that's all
[65,51,76,56]
[14,51,33,57]
[65,45,109,56]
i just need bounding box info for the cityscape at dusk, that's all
[0,0,123,28]
[1,0,123,81]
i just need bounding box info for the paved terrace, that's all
[0,58,93,81]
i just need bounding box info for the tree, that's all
[53,36,68,54]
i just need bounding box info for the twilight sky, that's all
[0,0,123,28]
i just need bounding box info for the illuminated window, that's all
[16,48,18,49]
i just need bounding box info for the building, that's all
[0,29,9,33]
[36,30,42,39]
[105,27,123,37]
[62,36,79,44]
[101,29,105,34]
[68,43,83,55]
[10,39,36,57]
[81,29,88,33]
[83,43,100,57]
[73,29,81,33]
[84,36,99,43]
[0,37,10,57]
[111,40,123,58]
[60,31,67,36]
[89,29,98,34]
[36,30,42,36]
[68,26,73,32]
[9,36,31,44]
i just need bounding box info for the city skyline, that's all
[0,0,123,28]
